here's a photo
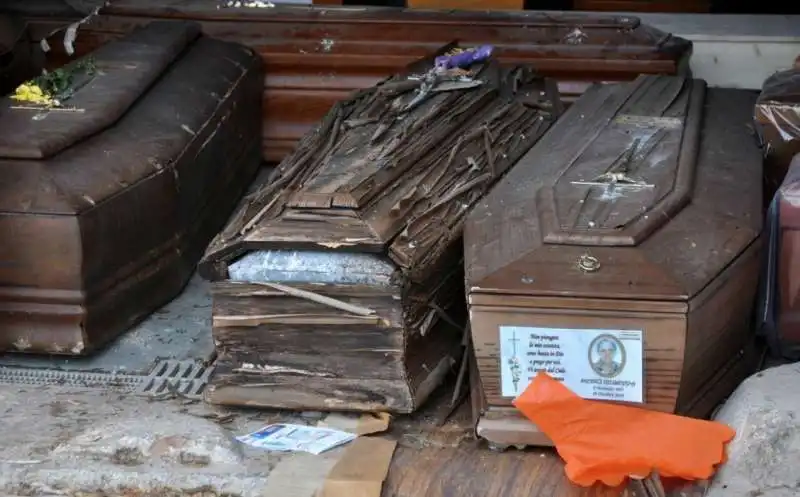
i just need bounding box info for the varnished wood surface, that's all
[463,85,762,448]
[677,241,761,413]
[23,2,691,162]
[0,24,263,354]
[465,83,763,301]
[0,21,201,161]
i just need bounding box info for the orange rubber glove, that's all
[512,372,735,487]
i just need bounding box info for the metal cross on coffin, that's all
[571,138,655,191]
[567,135,660,230]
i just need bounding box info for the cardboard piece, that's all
[318,412,392,436]
[317,437,397,497]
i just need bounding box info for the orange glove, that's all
[513,372,735,487]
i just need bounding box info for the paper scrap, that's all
[318,437,397,497]
[237,423,355,455]
[318,412,391,436]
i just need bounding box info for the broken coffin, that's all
[199,46,562,413]
[464,75,763,447]
[25,1,691,161]
[0,21,263,354]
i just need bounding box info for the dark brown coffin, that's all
[464,76,762,448]
[22,2,691,162]
[0,21,263,355]
[199,46,561,413]
[0,14,43,96]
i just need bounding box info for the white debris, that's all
[563,27,588,45]
[220,0,275,7]
[62,7,101,56]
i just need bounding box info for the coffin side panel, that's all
[0,215,84,354]
[676,239,762,413]
[206,281,416,412]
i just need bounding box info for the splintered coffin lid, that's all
[199,46,561,282]
[464,74,763,302]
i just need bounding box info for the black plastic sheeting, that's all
[756,194,784,358]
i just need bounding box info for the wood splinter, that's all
[247,281,377,317]
[627,472,667,497]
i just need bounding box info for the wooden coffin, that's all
[464,75,763,448]
[199,46,562,413]
[0,21,263,355]
[22,2,691,162]
[0,14,42,96]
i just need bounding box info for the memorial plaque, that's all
[498,326,644,403]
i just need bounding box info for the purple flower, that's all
[434,45,495,72]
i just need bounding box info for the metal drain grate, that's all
[0,360,215,398]
[0,366,143,391]
[136,360,214,399]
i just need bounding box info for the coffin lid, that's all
[99,2,691,63]
[199,44,561,282]
[0,20,200,160]
[464,76,763,301]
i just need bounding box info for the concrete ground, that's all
[0,275,356,497]
[0,384,320,497]
[0,275,796,497]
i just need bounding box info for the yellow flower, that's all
[11,82,55,106]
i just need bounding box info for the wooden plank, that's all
[383,386,709,497]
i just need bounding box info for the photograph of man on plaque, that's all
[588,334,626,378]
